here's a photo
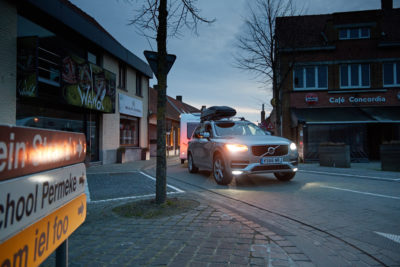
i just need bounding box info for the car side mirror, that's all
[202,132,210,139]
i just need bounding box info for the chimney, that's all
[176,95,182,102]
[381,0,393,10]
[261,104,266,123]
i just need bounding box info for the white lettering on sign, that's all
[349,96,386,103]
[329,96,386,105]
[329,97,345,104]
[78,85,105,111]
[0,163,86,243]
[0,130,84,178]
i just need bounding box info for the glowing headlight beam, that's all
[225,144,248,153]
[290,142,297,151]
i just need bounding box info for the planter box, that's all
[319,144,350,168]
[380,144,400,172]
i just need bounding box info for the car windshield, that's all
[214,121,266,136]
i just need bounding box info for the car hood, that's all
[216,135,292,146]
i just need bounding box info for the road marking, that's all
[140,171,185,193]
[320,186,400,200]
[88,172,184,203]
[301,170,399,182]
[90,191,183,204]
[375,232,400,244]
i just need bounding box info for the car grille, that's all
[251,165,291,171]
[251,145,288,157]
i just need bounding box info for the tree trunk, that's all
[155,0,168,204]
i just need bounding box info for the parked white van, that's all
[179,113,200,163]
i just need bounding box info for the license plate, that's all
[261,157,283,164]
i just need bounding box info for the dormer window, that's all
[339,27,370,40]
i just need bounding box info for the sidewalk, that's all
[42,157,307,267]
[299,161,400,181]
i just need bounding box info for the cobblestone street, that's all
[42,194,304,267]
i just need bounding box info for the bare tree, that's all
[130,0,214,204]
[234,0,301,136]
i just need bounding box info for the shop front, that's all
[290,90,400,162]
[16,14,116,163]
[118,93,147,162]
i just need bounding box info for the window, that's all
[339,27,370,40]
[383,62,400,86]
[193,125,202,139]
[187,122,200,139]
[120,117,139,146]
[294,65,328,90]
[340,64,370,88]
[118,62,126,90]
[136,73,142,96]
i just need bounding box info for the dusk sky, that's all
[69,0,399,123]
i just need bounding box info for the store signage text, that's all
[119,93,143,117]
[0,194,86,267]
[0,125,86,181]
[77,85,105,111]
[0,163,86,243]
[0,126,87,267]
[329,96,386,104]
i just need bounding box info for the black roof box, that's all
[201,106,236,122]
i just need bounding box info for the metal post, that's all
[56,239,68,267]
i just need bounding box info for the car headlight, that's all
[225,144,248,153]
[290,142,297,151]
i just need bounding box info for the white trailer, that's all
[180,113,200,164]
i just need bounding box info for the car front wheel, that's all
[274,172,295,181]
[188,153,198,173]
[213,154,233,185]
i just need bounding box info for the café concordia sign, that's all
[290,90,399,108]
[0,125,87,267]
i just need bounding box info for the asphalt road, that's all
[159,163,400,266]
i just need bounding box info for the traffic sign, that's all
[0,125,86,182]
[0,194,86,267]
[143,50,176,78]
[0,163,86,243]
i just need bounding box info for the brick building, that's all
[274,0,400,162]
[148,88,200,157]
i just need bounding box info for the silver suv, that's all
[187,113,299,185]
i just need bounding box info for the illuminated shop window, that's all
[120,117,139,146]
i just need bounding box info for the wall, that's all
[101,54,120,163]
[0,1,17,124]
[101,53,149,164]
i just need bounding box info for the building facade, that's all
[275,0,400,162]
[0,0,153,164]
[148,88,200,157]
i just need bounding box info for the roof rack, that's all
[200,106,236,122]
